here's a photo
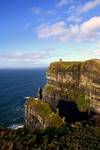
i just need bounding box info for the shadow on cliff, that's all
[57,100,89,122]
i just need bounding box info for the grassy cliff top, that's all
[47,61,80,74]
[47,59,100,75]
[25,97,63,127]
[26,97,53,117]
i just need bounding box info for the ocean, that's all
[0,68,46,128]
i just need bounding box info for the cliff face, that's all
[25,97,63,129]
[25,59,100,128]
[43,59,100,114]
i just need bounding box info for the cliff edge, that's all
[43,59,100,114]
[25,97,63,129]
[25,59,100,128]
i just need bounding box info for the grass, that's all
[47,61,80,75]
[77,95,90,111]
[47,59,100,75]
[26,97,63,127]
[0,123,100,150]
[26,97,53,118]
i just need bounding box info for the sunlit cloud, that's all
[36,16,100,43]
[77,16,100,42]
[81,0,100,13]
[0,50,52,63]
[36,21,66,38]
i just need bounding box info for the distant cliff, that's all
[43,59,100,115]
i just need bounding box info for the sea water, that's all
[0,68,46,128]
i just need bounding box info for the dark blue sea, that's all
[0,68,46,128]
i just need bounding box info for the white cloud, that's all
[81,0,100,13]
[67,15,82,23]
[36,16,100,43]
[56,0,69,7]
[37,21,66,38]
[96,32,100,36]
[81,16,100,33]
[77,16,100,41]
[0,50,52,63]
[36,21,79,42]
[66,0,100,23]
[59,25,79,42]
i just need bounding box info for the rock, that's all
[25,59,100,128]
[25,97,63,129]
[43,59,100,115]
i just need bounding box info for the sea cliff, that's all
[43,59,100,113]
[25,59,100,128]
[25,97,63,129]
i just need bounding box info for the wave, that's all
[24,96,30,99]
[7,124,24,130]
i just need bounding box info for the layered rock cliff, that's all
[25,97,63,129]
[43,59,100,114]
[25,59,100,128]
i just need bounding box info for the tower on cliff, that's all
[59,58,63,62]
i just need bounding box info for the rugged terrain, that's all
[25,59,100,128]
[43,59,100,113]
[0,59,100,150]
[0,124,100,150]
[25,97,63,129]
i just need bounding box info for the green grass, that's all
[47,59,100,75]
[0,123,100,150]
[47,61,80,75]
[26,97,53,118]
[77,95,90,111]
[26,98,63,127]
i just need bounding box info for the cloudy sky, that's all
[0,0,100,68]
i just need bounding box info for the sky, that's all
[0,0,100,68]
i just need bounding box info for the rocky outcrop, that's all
[25,59,100,128]
[43,59,100,115]
[25,97,63,129]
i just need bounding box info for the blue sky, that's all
[0,0,100,68]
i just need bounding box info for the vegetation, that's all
[47,61,80,75]
[0,123,100,150]
[27,98,53,118]
[47,59,100,76]
[26,98,63,127]
[43,84,55,95]
[1,59,100,149]
[77,95,90,111]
